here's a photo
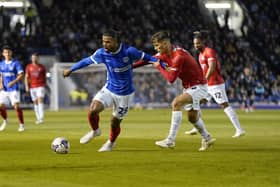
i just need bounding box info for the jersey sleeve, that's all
[205,48,217,64]
[127,47,158,62]
[70,49,103,72]
[15,61,24,74]
[128,47,168,70]
[132,60,150,69]
[89,49,104,64]
[156,55,183,83]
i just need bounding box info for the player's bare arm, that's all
[205,61,216,80]
[8,73,24,87]
[24,73,30,92]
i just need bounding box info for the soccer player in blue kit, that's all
[0,46,25,132]
[63,30,166,152]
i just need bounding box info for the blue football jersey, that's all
[70,43,158,95]
[0,59,24,91]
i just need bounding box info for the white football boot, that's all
[0,120,7,131]
[185,128,198,135]
[18,124,25,132]
[199,135,216,151]
[232,130,245,138]
[35,119,44,125]
[155,138,175,148]
[80,128,101,144]
[98,140,115,152]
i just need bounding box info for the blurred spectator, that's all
[1,0,278,106]
[239,67,255,112]
[270,82,280,104]
[24,7,37,35]
[254,82,265,101]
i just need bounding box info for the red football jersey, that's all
[25,63,46,88]
[156,47,206,89]
[199,47,224,86]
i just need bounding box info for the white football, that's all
[51,137,70,154]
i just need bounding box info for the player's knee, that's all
[111,117,122,128]
[220,102,229,109]
[88,109,100,117]
[89,101,104,113]
[172,100,182,110]
[200,98,207,105]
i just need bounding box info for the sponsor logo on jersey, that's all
[2,72,15,76]
[113,64,131,72]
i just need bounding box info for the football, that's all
[51,137,70,154]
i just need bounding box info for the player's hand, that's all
[8,82,14,88]
[152,60,176,72]
[152,61,160,68]
[165,66,177,72]
[63,69,72,78]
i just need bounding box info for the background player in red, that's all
[135,31,215,151]
[185,31,245,138]
[25,53,46,124]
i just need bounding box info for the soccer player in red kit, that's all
[135,31,215,151]
[25,53,46,124]
[185,31,245,138]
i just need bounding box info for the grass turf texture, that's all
[0,109,279,187]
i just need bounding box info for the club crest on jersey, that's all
[122,57,129,63]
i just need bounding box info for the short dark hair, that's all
[151,31,170,42]
[193,30,209,41]
[102,29,120,41]
[31,52,38,56]
[2,45,12,51]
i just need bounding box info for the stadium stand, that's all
[0,0,279,107]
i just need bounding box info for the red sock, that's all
[0,106,7,120]
[88,112,99,130]
[16,108,24,124]
[110,126,121,142]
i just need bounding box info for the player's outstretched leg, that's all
[98,117,121,152]
[80,112,101,144]
[223,106,245,138]
[0,105,8,131]
[16,107,24,132]
[155,111,182,148]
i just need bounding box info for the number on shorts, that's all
[118,107,128,115]
[214,92,222,99]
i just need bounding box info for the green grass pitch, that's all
[0,108,279,187]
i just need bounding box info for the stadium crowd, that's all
[0,0,279,107]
